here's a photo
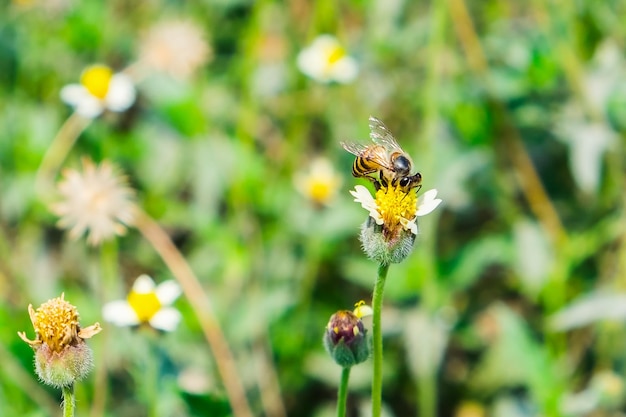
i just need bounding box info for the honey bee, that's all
[341,116,422,191]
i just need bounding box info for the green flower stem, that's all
[336,367,351,417]
[418,373,436,417]
[372,263,390,417]
[62,384,75,417]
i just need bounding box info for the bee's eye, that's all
[399,177,411,187]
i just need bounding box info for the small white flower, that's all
[51,158,136,246]
[353,301,373,319]
[294,157,343,206]
[103,275,182,332]
[60,65,136,119]
[297,35,358,84]
[138,20,211,80]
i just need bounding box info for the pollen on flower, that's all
[374,184,418,238]
[326,45,346,65]
[128,290,162,322]
[18,293,102,354]
[31,294,79,353]
[80,65,113,99]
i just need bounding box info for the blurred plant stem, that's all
[35,112,90,199]
[90,241,118,417]
[371,263,389,417]
[337,367,351,417]
[63,384,75,417]
[253,340,287,417]
[419,373,436,417]
[132,208,253,417]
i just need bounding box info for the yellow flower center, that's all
[33,295,80,353]
[80,65,113,99]
[375,184,417,230]
[308,180,334,204]
[326,45,346,65]
[128,290,162,322]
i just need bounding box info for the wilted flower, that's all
[138,19,211,80]
[51,158,136,246]
[351,185,442,264]
[60,64,136,118]
[18,293,101,388]
[297,35,358,84]
[103,274,182,332]
[324,308,369,368]
[294,157,343,206]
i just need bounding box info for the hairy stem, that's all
[62,384,75,417]
[337,367,351,417]
[372,263,390,417]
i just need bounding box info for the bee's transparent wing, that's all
[369,116,404,153]
[340,141,393,170]
[340,141,370,157]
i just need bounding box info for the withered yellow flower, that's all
[18,294,101,388]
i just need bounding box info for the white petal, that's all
[330,57,359,84]
[297,49,327,82]
[354,304,373,318]
[149,307,182,331]
[102,300,140,327]
[416,189,442,216]
[350,185,383,224]
[350,185,374,205]
[401,217,418,235]
[60,84,104,118]
[60,84,88,105]
[133,274,156,293]
[155,280,182,305]
[105,74,136,112]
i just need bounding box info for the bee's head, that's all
[391,153,411,176]
[398,173,422,190]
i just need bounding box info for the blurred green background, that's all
[2,0,626,416]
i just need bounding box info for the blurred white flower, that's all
[51,158,135,246]
[103,275,182,332]
[138,20,211,80]
[297,35,358,84]
[60,65,136,119]
[294,157,343,206]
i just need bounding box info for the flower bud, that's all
[18,294,101,388]
[323,310,369,368]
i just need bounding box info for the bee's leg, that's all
[370,176,382,191]
[377,171,389,191]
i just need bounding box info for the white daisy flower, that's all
[350,185,442,237]
[60,65,136,119]
[103,275,182,332]
[51,158,136,246]
[297,35,358,84]
[294,157,343,206]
